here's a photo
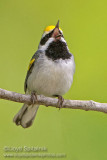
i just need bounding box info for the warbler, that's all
[13,20,75,128]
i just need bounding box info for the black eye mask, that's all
[40,30,54,45]
[40,29,63,46]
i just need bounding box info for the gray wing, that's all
[24,50,42,92]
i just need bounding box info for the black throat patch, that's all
[45,40,72,60]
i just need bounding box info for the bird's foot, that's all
[31,91,38,104]
[57,95,64,109]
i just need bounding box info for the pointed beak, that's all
[55,20,59,29]
[52,20,62,39]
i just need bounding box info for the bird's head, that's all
[38,20,65,50]
[38,21,70,60]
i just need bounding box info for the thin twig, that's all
[0,88,107,113]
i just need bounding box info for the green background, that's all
[0,0,107,159]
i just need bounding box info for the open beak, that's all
[52,20,62,39]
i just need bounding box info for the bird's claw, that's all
[57,95,64,109]
[31,91,38,104]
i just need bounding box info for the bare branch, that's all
[0,88,107,113]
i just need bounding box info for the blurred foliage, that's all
[0,0,107,160]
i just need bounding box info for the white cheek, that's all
[39,37,68,51]
[61,37,69,51]
[38,38,54,50]
[61,37,66,43]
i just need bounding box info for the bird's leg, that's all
[31,91,38,105]
[57,95,64,109]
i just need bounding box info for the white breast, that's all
[27,54,75,96]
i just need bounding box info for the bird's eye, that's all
[47,34,50,38]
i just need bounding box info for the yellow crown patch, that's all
[44,25,62,32]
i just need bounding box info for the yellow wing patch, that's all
[28,58,35,71]
[44,25,62,32]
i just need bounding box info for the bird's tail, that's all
[13,104,39,128]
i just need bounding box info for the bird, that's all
[13,20,75,128]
